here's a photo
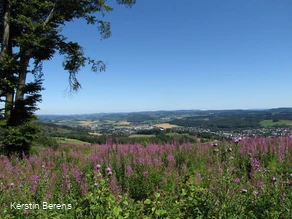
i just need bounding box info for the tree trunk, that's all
[1,0,10,54]
[0,0,14,120]
[4,89,14,120]
[11,51,30,126]
[15,55,29,102]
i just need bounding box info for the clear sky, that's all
[35,0,292,114]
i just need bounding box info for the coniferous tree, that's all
[0,0,136,156]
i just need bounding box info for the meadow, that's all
[1,136,292,218]
[52,137,91,145]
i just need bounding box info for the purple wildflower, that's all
[75,171,83,184]
[30,175,40,183]
[257,181,265,189]
[96,164,101,170]
[108,171,112,177]
[196,173,202,182]
[250,158,261,169]
[271,177,277,182]
[241,189,247,194]
[278,145,285,162]
[234,178,240,183]
[126,165,132,177]
[10,183,14,187]
[167,155,175,168]
[106,167,111,173]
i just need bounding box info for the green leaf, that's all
[144,199,151,205]
[113,206,122,217]
[181,188,187,196]
[155,192,160,198]
[155,209,167,216]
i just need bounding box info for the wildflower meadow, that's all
[1,136,292,218]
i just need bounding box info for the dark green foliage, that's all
[1,117,40,157]
[127,114,154,123]
[170,118,261,129]
[36,134,59,149]
[0,71,43,156]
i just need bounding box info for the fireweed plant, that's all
[0,136,292,218]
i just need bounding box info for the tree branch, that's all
[43,4,55,27]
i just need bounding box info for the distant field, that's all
[88,132,103,136]
[53,137,91,145]
[56,120,93,127]
[54,127,72,134]
[79,120,99,126]
[165,133,190,136]
[153,123,179,129]
[104,120,116,124]
[118,121,131,125]
[56,120,80,125]
[260,120,292,127]
[129,134,156,138]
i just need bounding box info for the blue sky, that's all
[36,0,292,114]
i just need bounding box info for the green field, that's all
[260,119,292,127]
[128,134,156,138]
[165,132,190,137]
[53,137,91,145]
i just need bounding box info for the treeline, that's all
[267,112,292,121]
[136,128,164,135]
[169,118,261,129]
[127,114,154,123]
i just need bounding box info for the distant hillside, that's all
[37,108,292,130]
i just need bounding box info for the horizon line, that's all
[36,107,292,116]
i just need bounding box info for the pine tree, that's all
[0,0,136,156]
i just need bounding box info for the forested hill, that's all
[38,108,292,127]
[168,108,292,129]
